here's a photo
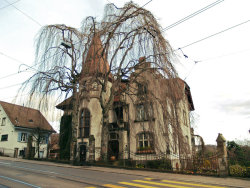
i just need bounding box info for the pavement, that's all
[0,156,249,188]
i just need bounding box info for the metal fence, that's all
[87,150,219,176]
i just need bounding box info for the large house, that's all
[0,101,55,158]
[56,35,195,169]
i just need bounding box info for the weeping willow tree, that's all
[19,2,192,163]
[19,25,86,162]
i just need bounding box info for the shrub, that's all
[118,159,135,167]
[229,165,246,177]
[146,159,172,170]
[246,167,250,178]
[136,163,145,168]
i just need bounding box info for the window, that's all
[135,103,153,121]
[186,136,189,144]
[137,83,147,95]
[1,134,8,141]
[40,136,46,144]
[166,143,170,154]
[137,132,154,149]
[18,133,28,142]
[79,108,90,138]
[1,117,6,126]
[21,133,27,142]
[92,82,98,90]
[183,110,187,126]
[19,150,25,157]
[115,106,123,122]
[109,132,119,140]
[82,81,87,91]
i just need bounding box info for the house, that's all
[0,101,55,158]
[56,35,195,169]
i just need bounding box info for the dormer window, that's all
[137,83,147,95]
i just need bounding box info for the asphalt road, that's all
[0,157,249,188]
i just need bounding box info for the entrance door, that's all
[108,140,119,160]
[14,148,18,158]
[79,145,87,162]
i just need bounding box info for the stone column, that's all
[89,135,95,162]
[216,133,228,176]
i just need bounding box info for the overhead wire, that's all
[177,19,250,79]
[0,51,25,64]
[0,82,23,90]
[199,48,250,62]
[162,0,224,31]
[179,20,250,50]
[0,93,29,101]
[0,0,154,81]
[0,0,248,84]
[4,0,42,26]
[0,0,21,10]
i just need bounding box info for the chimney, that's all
[135,57,151,73]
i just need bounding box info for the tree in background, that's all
[227,140,250,167]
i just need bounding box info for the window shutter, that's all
[45,136,49,144]
[17,132,21,142]
[27,133,30,142]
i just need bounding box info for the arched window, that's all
[79,109,90,138]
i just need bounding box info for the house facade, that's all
[56,35,195,169]
[0,101,55,158]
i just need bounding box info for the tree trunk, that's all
[37,137,40,159]
[70,85,79,164]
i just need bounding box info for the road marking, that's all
[119,181,159,188]
[133,180,190,188]
[0,175,41,188]
[162,180,227,188]
[103,184,127,188]
[0,162,61,175]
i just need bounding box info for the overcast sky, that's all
[0,0,249,144]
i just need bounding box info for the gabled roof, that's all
[160,78,195,111]
[56,96,73,110]
[0,101,55,132]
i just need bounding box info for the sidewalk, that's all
[1,156,249,187]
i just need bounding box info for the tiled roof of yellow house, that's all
[0,101,55,132]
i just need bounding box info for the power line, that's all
[200,48,250,62]
[179,20,250,50]
[162,0,224,31]
[0,0,21,10]
[0,82,23,90]
[4,0,42,26]
[0,51,25,64]
[0,72,22,80]
[0,93,29,101]
[142,0,153,8]
[1,20,249,81]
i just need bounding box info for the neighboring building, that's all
[49,133,60,159]
[0,101,55,158]
[56,35,195,169]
